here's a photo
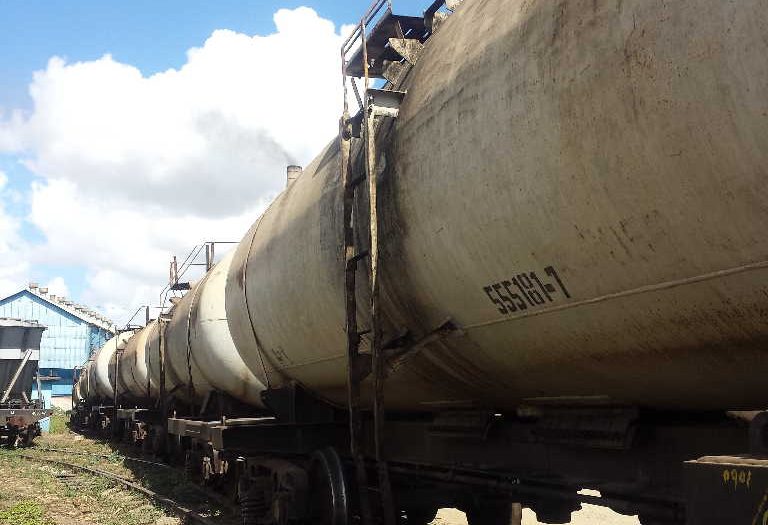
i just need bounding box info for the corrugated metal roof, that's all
[0,289,116,333]
[0,318,46,328]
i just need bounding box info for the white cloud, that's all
[5,7,346,217]
[44,276,69,298]
[0,7,350,322]
[28,178,255,319]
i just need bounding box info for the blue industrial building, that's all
[0,284,115,410]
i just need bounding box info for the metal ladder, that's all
[339,1,443,522]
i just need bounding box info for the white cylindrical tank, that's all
[160,252,267,407]
[189,252,266,407]
[143,320,185,399]
[116,325,156,402]
[165,284,214,403]
[91,331,134,401]
[227,0,768,411]
[83,362,95,402]
[74,364,90,402]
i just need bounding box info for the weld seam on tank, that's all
[240,207,279,389]
[464,257,768,331]
[184,273,206,399]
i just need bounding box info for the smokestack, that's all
[286,165,302,187]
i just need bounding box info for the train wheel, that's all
[306,447,349,525]
[239,475,270,525]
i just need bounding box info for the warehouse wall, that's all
[0,292,110,369]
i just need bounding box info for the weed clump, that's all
[0,499,53,525]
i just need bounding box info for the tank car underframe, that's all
[154,384,768,525]
[0,407,51,447]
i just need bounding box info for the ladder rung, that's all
[346,250,370,267]
[349,172,366,188]
[350,110,364,138]
[368,88,406,111]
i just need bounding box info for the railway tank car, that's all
[226,0,768,412]
[73,0,768,524]
[73,252,268,438]
[158,251,267,408]
[94,331,134,401]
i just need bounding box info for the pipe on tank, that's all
[286,165,303,187]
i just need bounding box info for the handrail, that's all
[341,0,391,55]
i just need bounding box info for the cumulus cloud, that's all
[0,7,352,322]
[28,178,255,317]
[44,276,69,298]
[3,7,346,216]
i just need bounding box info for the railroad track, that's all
[28,445,234,507]
[33,445,172,468]
[17,449,230,525]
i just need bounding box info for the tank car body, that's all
[92,330,134,401]
[115,323,156,402]
[149,252,267,407]
[73,364,88,403]
[185,252,266,407]
[227,0,768,412]
[79,252,267,410]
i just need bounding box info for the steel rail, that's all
[32,446,171,469]
[18,453,221,525]
[25,446,234,515]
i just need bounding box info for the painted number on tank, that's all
[722,468,752,490]
[483,266,570,315]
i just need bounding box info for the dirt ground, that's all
[432,501,640,525]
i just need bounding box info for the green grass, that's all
[47,408,68,434]
[2,427,237,525]
[0,446,168,525]
[0,500,53,525]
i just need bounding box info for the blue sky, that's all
[1,0,427,109]
[0,0,431,319]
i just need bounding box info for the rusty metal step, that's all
[346,11,430,78]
